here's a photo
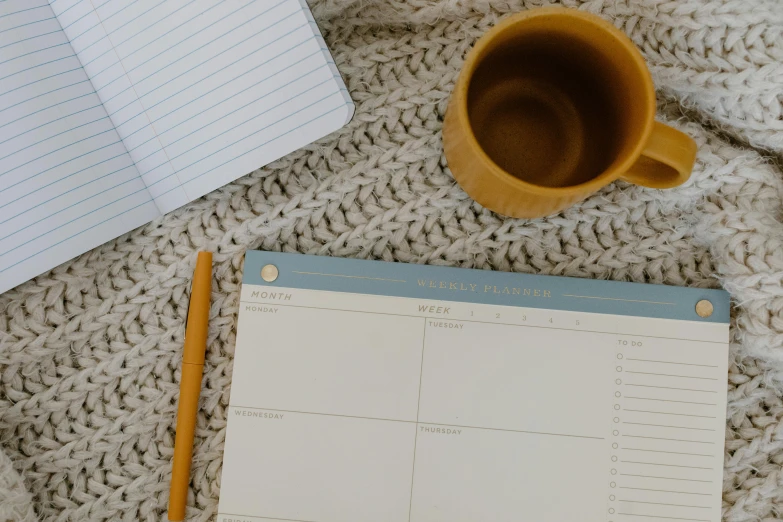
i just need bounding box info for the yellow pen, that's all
[168,251,212,521]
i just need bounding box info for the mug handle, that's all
[620,121,697,189]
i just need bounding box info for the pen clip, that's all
[183,279,192,342]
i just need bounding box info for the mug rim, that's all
[453,7,657,196]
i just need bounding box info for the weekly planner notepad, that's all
[0,0,353,293]
[220,251,730,522]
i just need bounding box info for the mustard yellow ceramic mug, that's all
[443,7,697,218]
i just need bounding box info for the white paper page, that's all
[0,0,158,294]
[218,253,730,522]
[51,0,354,214]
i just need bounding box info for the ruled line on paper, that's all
[621,448,714,457]
[0,165,137,225]
[73,31,107,56]
[109,1,217,60]
[50,1,74,14]
[148,93,345,188]
[54,0,352,213]
[217,513,316,522]
[621,461,713,470]
[101,0,161,29]
[109,27,315,132]
[230,405,414,425]
[150,71,332,156]
[149,79,337,168]
[0,5,48,19]
[619,473,712,483]
[65,22,100,43]
[231,406,604,440]
[153,184,185,201]
[0,144,125,189]
[131,40,321,136]
[563,294,675,305]
[144,91,344,185]
[0,0,156,292]
[0,128,117,178]
[0,177,138,240]
[181,101,347,186]
[619,487,712,496]
[0,187,150,258]
[0,77,91,112]
[625,358,719,368]
[79,2,204,69]
[0,16,57,36]
[91,0,116,11]
[0,28,63,51]
[624,384,717,393]
[623,410,717,419]
[0,92,95,130]
[140,50,326,148]
[622,435,714,444]
[0,104,108,145]
[121,8,302,98]
[0,67,86,99]
[623,397,717,406]
[119,1,262,77]
[0,199,155,274]
[619,500,710,509]
[0,109,106,149]
[625,371,718,381]
[60,5,93,30]
[616,513,710,521]
[621,422,715,432]
[0,55,80,85]
[110,24,315,130]
[0,41,70,66]
[292,271,407,284]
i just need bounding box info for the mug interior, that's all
[466,12,652,188]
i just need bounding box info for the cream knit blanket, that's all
[1,1,782,520]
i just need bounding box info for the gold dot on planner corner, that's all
[261,264,279,282]
[695,299,714,318]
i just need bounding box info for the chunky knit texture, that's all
[1,0,782,520]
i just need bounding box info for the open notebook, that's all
[221,251,730,522]
[0,0,353,293]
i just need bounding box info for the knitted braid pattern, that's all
[0,1,782,520]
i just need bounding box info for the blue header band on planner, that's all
[243,251,731,324]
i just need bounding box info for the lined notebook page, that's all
[0,0,158,294]
[51,0,354,214]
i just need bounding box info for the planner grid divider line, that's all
[408,318,427,522]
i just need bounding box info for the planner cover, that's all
[219,251,730,522]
